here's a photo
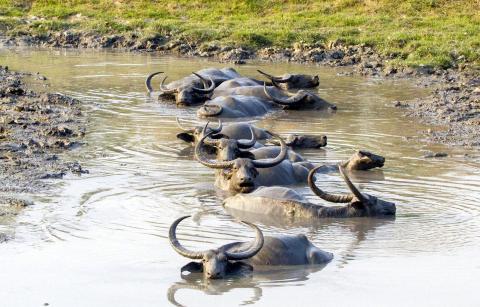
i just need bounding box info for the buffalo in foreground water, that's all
[169,216,333,279]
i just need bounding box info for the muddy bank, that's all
[394,71,480,147]
[0,65,86,206]
[2,32,479,148]
[1,32,467,77]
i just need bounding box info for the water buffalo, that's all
[257,70,319,90]
[195,130,313,193]
[213,70,321,96]
[145,68,241,105]
[169,216,333,279]
[198,84,335,118]
[263,83,336,110]
[223,165,396,218]
[341,150,385,171]
[315,150,385,172]
[268,134,328,149]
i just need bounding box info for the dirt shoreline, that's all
[0,65,87,229]
[2,31,478,148]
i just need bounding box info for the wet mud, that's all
[0,65,86,219]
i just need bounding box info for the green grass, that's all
[0,0,479,68]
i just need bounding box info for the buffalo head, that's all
[308,165,396,216]
[257,70,319,90]
[269,134,328,149]
[146,72,215,106]
[263,83,336,110]
[195,125,287,193]
[200,124,257,161]
[169,216,264,279]
[342,150,385,171]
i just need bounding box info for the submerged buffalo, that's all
[263,83,336,110]
[268,133,328,149]
[314,150,385,172]
[224,165,396,218]
[341,150,385,171]
[257,70,319,90]
[195,130,313,193]
[198,84,335,118]
[145,68,240,105]
[169,215,333,279]
[212,70,320,96]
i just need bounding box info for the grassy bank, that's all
[1,0,479,68]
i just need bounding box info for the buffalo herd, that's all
[145,67,395,279]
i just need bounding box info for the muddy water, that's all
[1,49,479,306]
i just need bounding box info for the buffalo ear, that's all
[177,132,195,143]
[181,261,203,275]
[351,200,366,210]
[210,133,227,140]
[359,156,372,162]
[238,151,255,160]
[227,261,253,276]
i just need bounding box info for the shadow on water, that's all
[167,264,326,306]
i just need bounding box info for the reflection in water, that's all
[168,265,326,306]
[0,48,479,306]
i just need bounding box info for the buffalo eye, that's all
[223,169,233,179]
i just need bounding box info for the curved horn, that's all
[236,125,256,149]
[192,73,215,94]
[193,72,210,88]
[195,129,235,169]
[159,75,178,94]
[207,119,223,134]
[308,165,354,203]
[169,216,207,259]
[257,69,292,83]
[145,71,163,92]
[200,121,221,146]
[251,131,287,168]
[225,221,264,260]
[263,83,308,106]
[338,165,367,202]
[176,117,193,132]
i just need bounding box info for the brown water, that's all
[1,49,479,307]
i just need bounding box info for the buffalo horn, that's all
[224,221,264,260]
[308,165,355,203]
[145,71,163,92]
[257,69,292,83]
[169,216,207,259]
[251,131,287,168]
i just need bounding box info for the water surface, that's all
[0,49,479,306]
